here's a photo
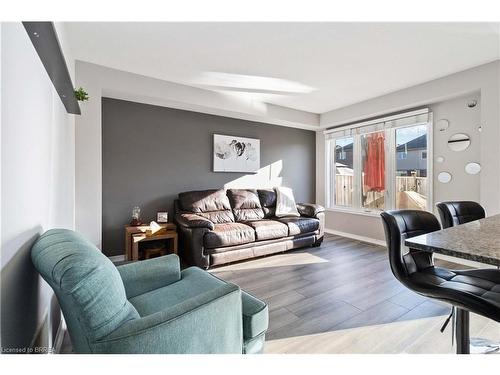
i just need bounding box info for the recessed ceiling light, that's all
[33,32,39,37]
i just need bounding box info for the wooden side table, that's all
[124,223,177,261]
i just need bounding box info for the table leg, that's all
[132,241,139,261]
[125,232,131,261]
[173,234,178,255]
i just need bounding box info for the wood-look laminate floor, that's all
[60,234,500,354]
[210,234,500,354]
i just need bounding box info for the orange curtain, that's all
[364,133,385,192]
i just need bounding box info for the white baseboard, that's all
[324,228,386,247]
[325,228,493,269]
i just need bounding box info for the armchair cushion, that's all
[129,267,228,316]
[296,203,325,218]
[117,254,181,299]
[95,281,243,354]
[176,212,215,230]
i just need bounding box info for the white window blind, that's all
[324,108,429,139]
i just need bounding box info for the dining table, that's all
[404,214,500,267]
[404,214,500,354]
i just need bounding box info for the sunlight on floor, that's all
[265,314,500,354]
[214,251,329,272]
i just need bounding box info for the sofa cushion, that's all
[278,217,320,236]
[245,220,288,241]
[227,189,265,222]
[257,189,277,218]
[204,223,256,248]
[178,189,234,224]
[241,291,269,340]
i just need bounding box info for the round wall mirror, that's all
[436,156,445,163]
[437,119,449,132]
[465,162,481,175]
[448,133,471,152]
[438,172,452,183]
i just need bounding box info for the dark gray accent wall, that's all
[102,98,316,256]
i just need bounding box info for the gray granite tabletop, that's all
[405,214,500,266]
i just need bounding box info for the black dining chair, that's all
[436,201,486,229]
[380,209,500,354]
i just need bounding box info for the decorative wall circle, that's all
[448,133,471,152]
[465,162,481,175]
[435,156,445,163]
[438,172,452,184]
[437,119,449,132]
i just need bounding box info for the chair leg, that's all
[455,308,470,354]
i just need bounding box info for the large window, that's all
[326,110,432,213]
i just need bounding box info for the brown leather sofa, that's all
[174,188,325,269]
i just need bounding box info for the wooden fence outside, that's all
[334,175,427,207]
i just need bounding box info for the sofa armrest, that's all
[117,254,181,299]
[93,283,243,353]
[175,213,215,230]
[296,203,325,218]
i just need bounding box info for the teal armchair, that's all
[31,229,268,354]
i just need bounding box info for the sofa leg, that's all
[312,238,323,247]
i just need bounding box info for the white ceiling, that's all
[64,22,500,114]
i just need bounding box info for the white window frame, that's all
[325,110,433,215]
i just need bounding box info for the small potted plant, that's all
[74,87,89,102]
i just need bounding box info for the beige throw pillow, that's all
[275,187,300,218]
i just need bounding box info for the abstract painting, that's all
[213,134,260,173]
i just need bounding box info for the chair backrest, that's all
[31,229,139,353]
[380,210,441,284]
[436,201,485,229]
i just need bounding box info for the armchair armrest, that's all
[296,203,325,218]
[93,283,243,353]
[117,254,181,299]
[175,213,215,230]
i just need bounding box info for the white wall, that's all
[1,22,75,350]
[317,61,499,243]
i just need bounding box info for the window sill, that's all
[325,207,383,218]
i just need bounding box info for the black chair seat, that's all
[409,266,500,321]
